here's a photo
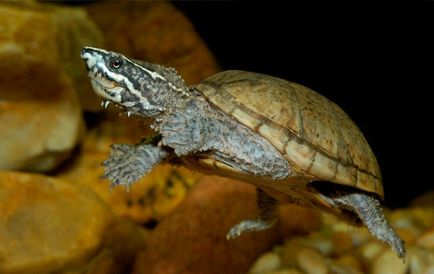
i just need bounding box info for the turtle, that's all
[80,47,405,258]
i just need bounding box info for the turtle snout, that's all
[80,47,91,60]
[80,47,99,71]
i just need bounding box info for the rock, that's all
[0,2,104,96]
[58,115,201,224]
[329,264,363,274]
[416,226,434,249]
[81,113,154,153]
[281,239,306,268]
[390,207,434,232]
[348,228,371,247]
[81,218,150,274]
[300,233,334,256]
[0,2,103,171]
[0,2,104,111]
[371,249,409,274]
[265,269,303,274]
[409,247,434,274]
[296,248,328,274]
[357,240,385,267]
[331,255,363,274]
[85,1,219,86]
[252,206,434,274]
[0,75,83,172]
[132,177,315,274]
[52,4,105,112]
[279,204,322,236]
[395,227,418,245]
[249,252,282,274]
[0,171,112,274]
[411,191,434,207]
[331,231,354,256]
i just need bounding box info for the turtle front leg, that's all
[102,140,168,189]
[227,188,278,240]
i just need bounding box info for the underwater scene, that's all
[0,1,433,274]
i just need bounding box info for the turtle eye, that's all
[110,58,123,69]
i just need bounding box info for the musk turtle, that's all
[81,47,405,258]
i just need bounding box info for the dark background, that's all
[173,2,434,207]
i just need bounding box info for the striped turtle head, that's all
[80,47,188,117]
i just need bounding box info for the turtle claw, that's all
[226,226,242,240]
[226,218,277,240]
[227,189,279,240]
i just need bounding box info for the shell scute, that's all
[285,140,316,172]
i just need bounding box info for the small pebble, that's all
[281,239,304,268]
[416,226,434,249]
[391,208,434,231]
[265,269,302,274]
[249,252,282,274]
[395,227,418,245]
[348,228,371,247]
[357,240,385,264]
[297,248,328,274]
[251,205,434,274]
[302,233,334,256]
[329,263,363,274]
[371,249,409,274]
[335,254,362,272]
[409,247,434,274]
[331,231,354,256]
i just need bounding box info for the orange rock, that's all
[0,170,150,274]
[357,240,385,268]
[279,204,322,236]
[409,247,434,274]
[132,177,314,274]
[389,207,434,232]
[301,233,334,256]
[371,249,409,274]
[281,238,306,268]
[333,254,363,273]
[395,227,418,245]
[331,231,354,256]
[249,252,282,274]
[296,248,328,274]
[411,191,434,207]
[85,1,219,86]
[84,218,150,274]
[81,113,154,153]
[0,171,113,274]
[59,146,200,224]
[0,2,103,171]
[58,112,201,224]
[0,2,103,112]
[0,75,83,172]
[416,226,434,249]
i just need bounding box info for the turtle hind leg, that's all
[226,188,278,240]
[333,192,406,259]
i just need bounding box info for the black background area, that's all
[174,2,434,208]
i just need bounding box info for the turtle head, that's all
[81,47,188,117]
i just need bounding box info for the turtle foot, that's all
[226,218,276,240]
[333,192,406,259]
[102,143,167,189]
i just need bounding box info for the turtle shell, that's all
[195,70,383,197]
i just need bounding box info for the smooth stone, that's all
[0,2,103,171]
[0,171,112,274]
